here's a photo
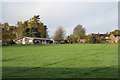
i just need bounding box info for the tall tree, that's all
[38,23,47,38]
[2,22,9,30]
[2,15,48,45]
[54,26,65,43]
[73,24,86,42]
[2,23,16,45]
[23,15,47,38]
[16,21,23,39]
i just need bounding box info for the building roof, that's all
[14,37,51,41]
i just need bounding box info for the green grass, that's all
[2,44,118,78]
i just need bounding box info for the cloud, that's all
[2,2,118,36]
[1,0,119,2]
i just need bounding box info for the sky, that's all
[1,0,118,36]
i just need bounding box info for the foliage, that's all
[22,15,48,38]
[16,21,24,39]
[73,24,86,42]
[85,35,94,43]
[67,24,86,44]
[2,15,48,45]
[111,29,120,36]
[85,34,107,44]
[2,23,16,45]
[23,27,40,37]
[68,34,78,43]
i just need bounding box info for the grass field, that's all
[2,44,118,78]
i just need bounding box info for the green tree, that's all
[23,27,40,37]
[26,15,47,38]
[2,15,48,45]
[112,29,120,35]
[73,24,86,43]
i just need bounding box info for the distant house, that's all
[53,40,69,44]
[88,32,120,43]
[14,37,53,44]
[79,38,86,43]
[86,33,109,43]
[53,40,61,44]
[14,38,23,44]
[109,33,120,43]
[91,33,108,41]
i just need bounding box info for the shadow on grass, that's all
[2,67,118,80]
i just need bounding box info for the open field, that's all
[2,44,118,78]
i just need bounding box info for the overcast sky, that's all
[1,1,118,36]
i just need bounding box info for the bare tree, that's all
[54,26,66,43]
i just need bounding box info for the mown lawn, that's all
[2,44,118,78]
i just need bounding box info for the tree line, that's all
[1,15,48,45]
[53,25,120,44]
[53,24,86,43]
[0,15,120,45]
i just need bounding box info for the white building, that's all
[14,37,53,44]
